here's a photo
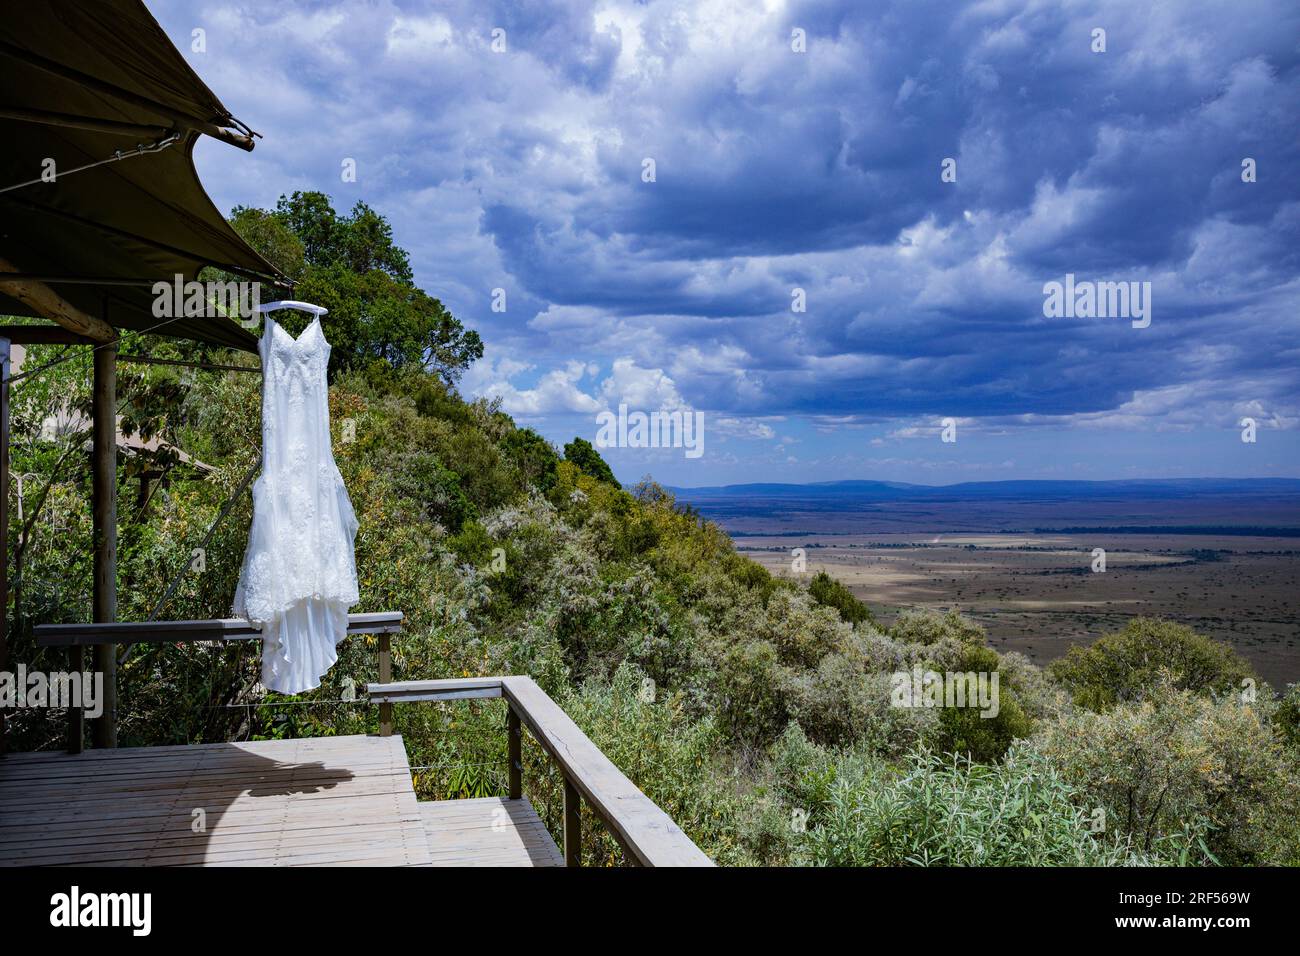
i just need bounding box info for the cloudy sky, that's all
[158,0,1299,486]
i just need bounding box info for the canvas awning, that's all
[0,0,287,352]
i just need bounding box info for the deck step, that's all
[419,797,564,867]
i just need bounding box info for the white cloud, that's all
[461,355,602,416]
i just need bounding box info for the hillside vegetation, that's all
[6,194,1298,866]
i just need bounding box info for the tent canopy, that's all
[0,0,287,352]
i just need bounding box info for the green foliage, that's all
[224,206,305,278]
[563,437,618,486]
[390,450,478,532]
[808,570,876,626]
[502,426,560,494]
[804,747,1165,867]
[715,640,788,747]
[1277,683,1300,752]
[529,664,746,866]
[1050,617,1256,711]
[928,643,1036,763]
[446,520,495,567]
[230,192,482,379]
[738,723,846,865]
[1033,680,1300,865]
[890,608,987,646]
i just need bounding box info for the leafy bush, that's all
[391,450,477,532]
[1050,618,1256,711]
[1032,680,1300,865]
[804,746,1165,866]
[808,571,876,626]
[526,663,745,866]
[739,723,845,865]
[785,654,936,755]
[890,608,987,646]
[927,642,1036,763]
[713,640,788,747]
[563,437,618,486]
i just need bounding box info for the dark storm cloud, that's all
[163,0,1300,437]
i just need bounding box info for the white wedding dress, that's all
[234,312,360,694]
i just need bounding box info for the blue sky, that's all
[159,0,1299,486]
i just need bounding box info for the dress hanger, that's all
[252,300,329,337]
[255,300,329,318]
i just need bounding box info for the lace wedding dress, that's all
[233,311,360,694]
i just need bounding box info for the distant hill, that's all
[667,478,1300,535]
[670,477,1300,500]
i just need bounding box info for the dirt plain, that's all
[738,532,1300,688]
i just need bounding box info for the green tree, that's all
[502,426,560,493]
[807,570,876,626]
[1050,618,1255,711]
[563,437,618,486]
[229,192,482,380]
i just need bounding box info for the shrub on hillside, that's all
[714,639,789,747]
[883,611,1040,762]
[808,571,877,626]
[1032,680,1300,865]
[748,587,850,670]
[391,449,477,531]
[924,642,1036,763]
[890,608,987,646]
[998,650,1072,723]
[739,723,846,865]
[563,437,619,486]
[528,663,745,865]
[501,426,560,493]
[804,746,1165,867]
[1050,618,1256,711]
[785,661,937,755]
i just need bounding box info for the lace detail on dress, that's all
[233,314,360,694]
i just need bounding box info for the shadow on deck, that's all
[0,734,564,867]
[11,611,711,866]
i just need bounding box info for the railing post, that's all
[563,776,581,867]
[507,705,521,800]
[378,632,392,737]
[68,645,84,754]
[0,335,8,756]
[90,333,117,749]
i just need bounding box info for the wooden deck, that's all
[421,797,563,867]
[0,734,559,867]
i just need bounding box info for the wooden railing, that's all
[34,611,404,754]
[367,676,714,867]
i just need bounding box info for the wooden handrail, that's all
[37,612,403,754]
[367,676,714,868]
[33,611,404,646]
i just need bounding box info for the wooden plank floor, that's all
[0,735,432,866]
[419,797,563,867]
